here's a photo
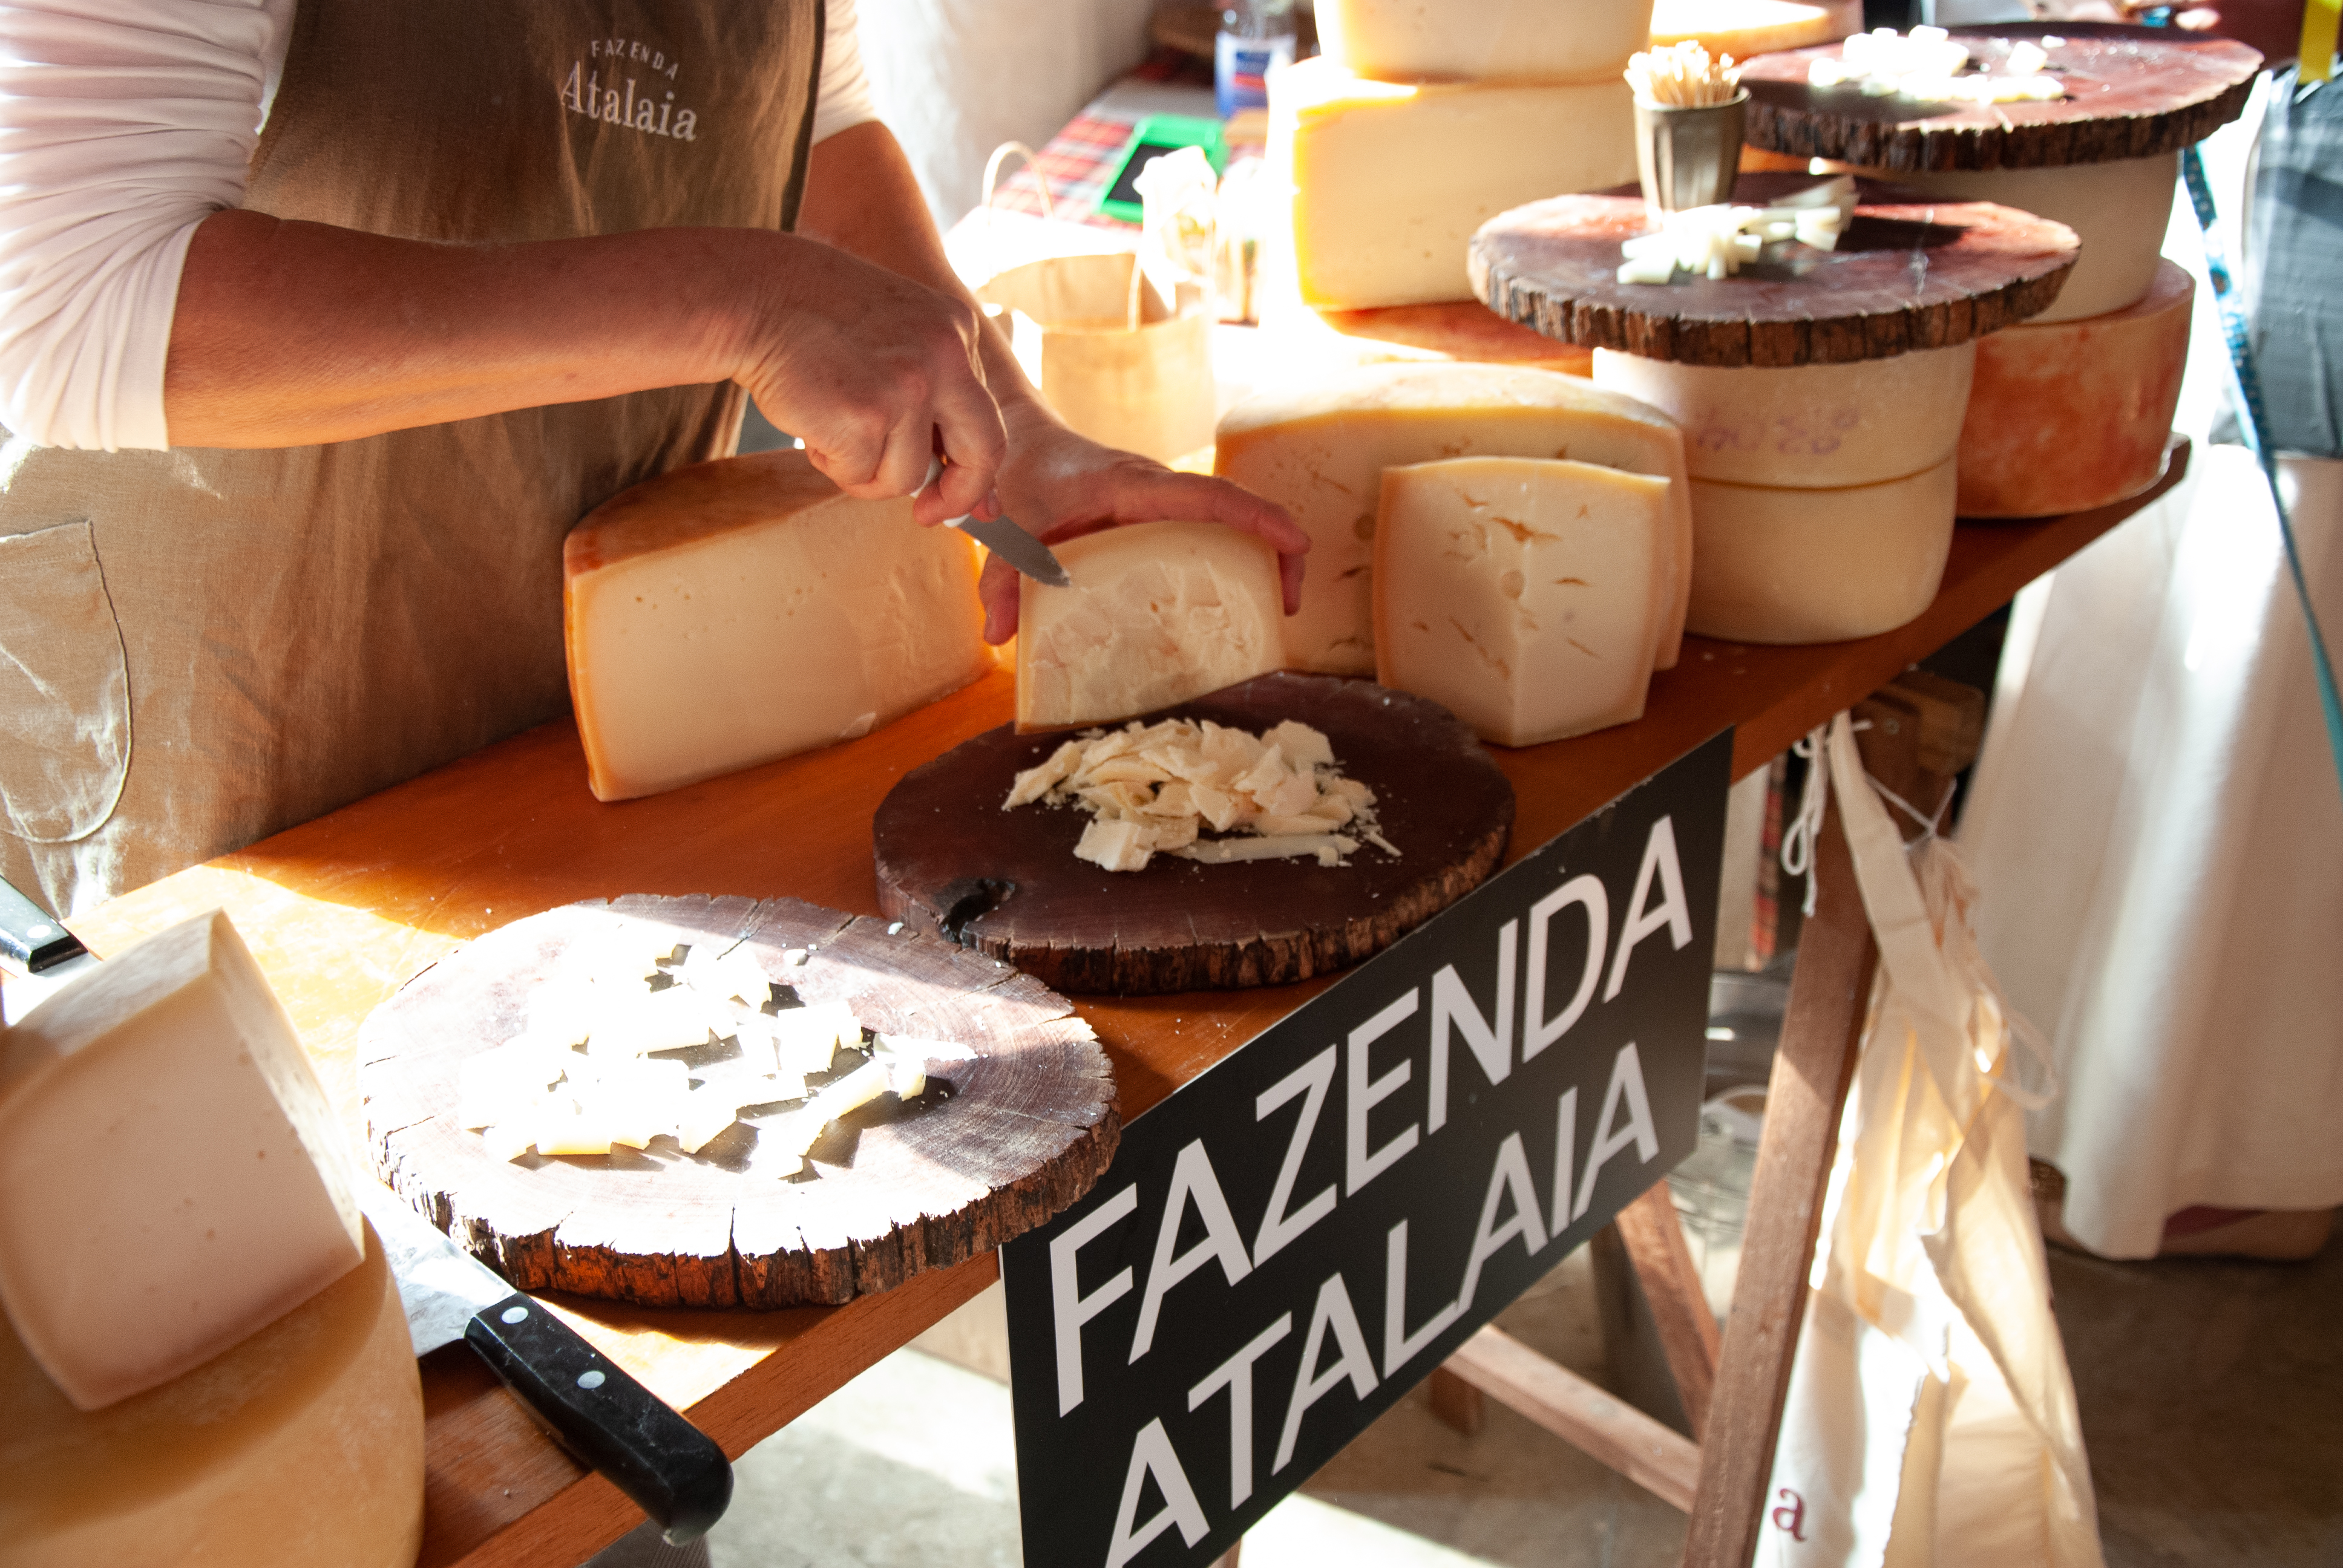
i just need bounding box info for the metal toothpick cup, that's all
[1634,90,1748,216]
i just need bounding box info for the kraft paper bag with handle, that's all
[968,143,1216,465]
[1755,713,2102,1568]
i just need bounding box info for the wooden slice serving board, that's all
[1738,24,2261,173]
[872,673,1515,994]
[359,894,1116,1307]
[1470,172,2079,367]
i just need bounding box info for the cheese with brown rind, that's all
[1593,341,1976,489]
[1214,362,1693,676]
[565,449,990,802]
[1375,457,1670,746]
[1958,260,2192,518]
[0,1220,423,1568]
[1686,457,1956,644]
[1318,0,1657,83]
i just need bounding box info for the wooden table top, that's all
[36,445,2186,1567]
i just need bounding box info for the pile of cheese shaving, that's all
[1616,175,1854,284]
[1807,27,2062,103]
[1004,717,1400,874]
[1626,41,1742,108]
[456,936,972,1176]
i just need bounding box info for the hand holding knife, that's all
[920,454,1072,587]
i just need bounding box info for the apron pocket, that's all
[0,521,131,843]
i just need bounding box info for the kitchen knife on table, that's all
[920,455,1073,587]
[0,878,733,1544]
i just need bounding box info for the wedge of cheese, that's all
[1686,457,1956,644]
[1318,0,1656,83]
[1016,521,1285,730]
[1959,260,2192,518]
[1375,457,1670,746]
[1649,0,1861,59]
[1834,154,2174,324]
[0,910,365,1412]
[1214,362,1693,676]
[1,1220,424,1568]
[1273,57,1637,309]
[1593,342,1976,488]
[565,449,990,802]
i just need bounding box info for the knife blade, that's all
[0,876,733,1545]
[0,877,101,1025]
[358,1186,733,1544]
[920,456,1073,587]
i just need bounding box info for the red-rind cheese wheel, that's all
[1958,260,2193,520]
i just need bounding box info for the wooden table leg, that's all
[1679,793,1876,1568]
[1615,1181,1723,1441]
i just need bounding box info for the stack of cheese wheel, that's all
[1735,25,2260,517]
[0,911,424,1568]
[1274,1,1651,310]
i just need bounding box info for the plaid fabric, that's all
[2244,70,2343,459]
[985,47,1259,229]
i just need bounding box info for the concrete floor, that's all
[703,1226,2341,1567]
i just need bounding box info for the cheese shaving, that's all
[1806,26,2063,104]
[1617,177,1855,284]
[1004,717,1399,874]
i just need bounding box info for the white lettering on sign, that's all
[1050,1183,1137,1415]
[1345,990,1420,1195]
[1524,873,1608,1061]
[1381,1218,1462,1377]
[1103,1418,1210,1568]
[1130,1140,1253,1362]
[1574,1043,1660,1221]
[1551,1086,1579,1226]
[1456,1132,1548,1316]
[1252,1047,1338,1267]
[1426,920,1518,1133]
[1604,817,1694,1001]
[1185,1314,1294,1509]
[1274,1272,1380,1472]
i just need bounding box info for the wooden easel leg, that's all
[1679,796,1878,1568]
[1426,1365,1487,1436]
[1210,1541,1241,1568]
[1614,1181,1723,1441]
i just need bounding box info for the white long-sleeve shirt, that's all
[0,0,879,451]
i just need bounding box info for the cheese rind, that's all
[0,910,365,1412]
[1685,458,1957,644]
[1,1220,424,1568]
[1015,521,1285,730]
[1214,361,1693,676]
[1274,57,1637,310]
[1958,259,2192,518]
[1318,0,1657,83]
[1648,0,1862,59]
[1593,341,1976,489]
[1375,457,1669,746]
[565,449,989,802]
[1837,153,2177,324]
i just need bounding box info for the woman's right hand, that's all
[725,232,1008,527]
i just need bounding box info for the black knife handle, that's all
[0,876,86,973]
[464,1293,733,1544]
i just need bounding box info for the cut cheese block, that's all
[1015,520,1285,730]
[1836,153,2178,324]
[1273,57,1637,310]
[1,1218,424,1568]
[1686,457,1956,644]
[0,910,365,1412]
[1648,0,1861,59]
[1593,341,1976,489]
[1375,457,1670,746]
[1214,361,1692,676]
[1317,0,1656,83]
[1959,259,2192,518]
[566,448,989,802]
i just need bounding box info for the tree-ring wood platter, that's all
[873,673,1516,994]
[359,893,1117,1307]
[1738,24,2260,172]
[1470,173,2078,367]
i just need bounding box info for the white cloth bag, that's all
[1756,714,2101,1568]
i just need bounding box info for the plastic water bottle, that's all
[1215,0,1297,119]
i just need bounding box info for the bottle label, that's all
[1215,32,1296,118]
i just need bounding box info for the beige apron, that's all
[0,0,825,915]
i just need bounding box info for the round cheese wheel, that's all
[1958,259,2192,519]
[1840,153,2178,324]
[1,1220,424,1568]
[1686,457,1956,644]
[1649,0,1861,60]
[1592,341,1975,489]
